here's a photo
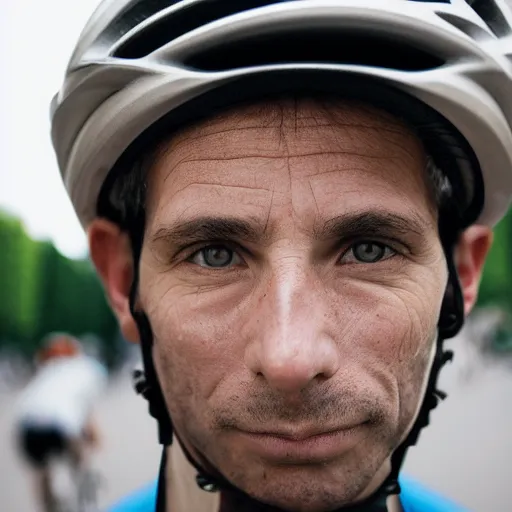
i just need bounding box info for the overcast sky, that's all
[0,0,101,259]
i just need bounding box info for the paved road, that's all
[1,330,511,512]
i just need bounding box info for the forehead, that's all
[145,98,435,231]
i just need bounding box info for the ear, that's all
[455,225,493,317]
[88,219,140,343]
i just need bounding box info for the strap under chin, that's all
[156,447,168,512]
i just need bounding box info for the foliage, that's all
[0,210,120,368]
[477,208,512,311]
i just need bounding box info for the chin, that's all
[233,460,381,512]
[247,481,359,512]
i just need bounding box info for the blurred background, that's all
[1,1,512,511]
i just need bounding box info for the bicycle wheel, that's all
[77,468,103,512]
[49,460,79,512]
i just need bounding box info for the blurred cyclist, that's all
[14,332,108,512]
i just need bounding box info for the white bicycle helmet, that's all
[50,0,512,231]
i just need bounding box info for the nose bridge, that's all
[246,255,339,393]
[272,257,312,342]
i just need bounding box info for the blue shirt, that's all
[107,475,470,512]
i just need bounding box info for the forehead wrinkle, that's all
[165,125,283,154]
[160,155,284,186]
[165,118,407,156]
[157,99,417,157]
[157,133,284,186]
[305,166,396,187]
[161,151,415,189]
[168,151,400,170]
[171,181,274,196]
[150,181,276,228]
[170,120,410,147]
[307,166,434,211]
[159,106,287,152]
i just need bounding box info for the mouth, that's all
[237,423,367,462]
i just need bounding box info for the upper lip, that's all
[240,423,362,442]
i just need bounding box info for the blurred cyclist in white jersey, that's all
[14,333,108,512]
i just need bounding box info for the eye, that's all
[341,242,395,264]
[189,245,242,268]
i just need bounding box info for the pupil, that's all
[205,247,231,267]
[355,243,383,262]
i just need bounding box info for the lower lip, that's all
[239,426,364,462]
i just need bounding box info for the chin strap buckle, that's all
[132,368,151,397]
[382,479,401,496]
[196,474,221,493]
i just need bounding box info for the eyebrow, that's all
[150,217,269,247]
[316,211,429,241]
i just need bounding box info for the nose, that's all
[245,263,340,395]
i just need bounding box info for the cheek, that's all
[146,280,246,431]
[328,269,443,421]
[331,268,442,356]
[376,290,439,428]
[368,295,437,395]
[364,291,436,364]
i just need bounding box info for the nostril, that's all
[314,372,331,383]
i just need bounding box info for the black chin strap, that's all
[127,218,173,512]
[128,219,464,512]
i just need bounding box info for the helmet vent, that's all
[435,11,495,39]
[113,0,293,59]
[180,29,445,73]
[465,0,511,37]
[106,0,183,47]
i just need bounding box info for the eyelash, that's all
[185,241,398,269]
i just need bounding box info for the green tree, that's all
[478,208,512,311]
[0,210,119,366]
[0,212,41,349]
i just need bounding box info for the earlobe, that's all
[88,219,140,343]
[456,226,493,317]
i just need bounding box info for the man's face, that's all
[138,99,447,511]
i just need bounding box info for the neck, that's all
[164,442,401,512]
